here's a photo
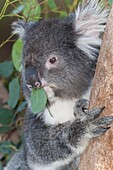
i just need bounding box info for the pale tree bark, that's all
[78,5,113,170]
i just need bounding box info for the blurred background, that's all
[0,0,111,168]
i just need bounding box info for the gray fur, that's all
[5,100,113,170]
[5,1,112,170]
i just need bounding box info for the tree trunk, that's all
[78,5,113,170]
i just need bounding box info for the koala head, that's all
[12,0,108,103]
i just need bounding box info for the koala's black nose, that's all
[25,65,42,89]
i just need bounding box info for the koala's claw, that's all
[89,116,113,138]
[93,116,113,127]
[89,116,113,137]
[91,127,110,137]
[87,106,105,121]
[74,99,113,138]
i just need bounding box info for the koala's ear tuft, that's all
[73,0,109,59]
[12,20,27,39]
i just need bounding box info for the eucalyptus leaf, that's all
[23,0,41,21]
[12,5,24,14]
[108,0,113,5]
[0,142,16,155]
[8,77,20,109]
[64,0,71,8]
[0,161,3,170]
[30,88,47,114]
[29,5,41,20]
[0,61,14,78]
[47,0,57,11]
[12,39,23,72]
[23,3,30,18]
[60,11,68,18]
[0,126,10,134]
[0,109,13,125]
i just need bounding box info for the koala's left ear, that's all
[12,20,31,39]
[67,0,109,59]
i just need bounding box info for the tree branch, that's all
[78,4,113,170]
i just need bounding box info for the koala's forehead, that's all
[23,19,75,54]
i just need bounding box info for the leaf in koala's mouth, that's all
[30,88,47,114]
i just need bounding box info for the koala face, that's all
[21,19,95,101]
[12,2,108,101]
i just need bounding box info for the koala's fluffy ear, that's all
[12,20,28,39]
[73,0,109,59]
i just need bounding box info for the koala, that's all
[5,0,113,170]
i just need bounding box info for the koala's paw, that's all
[74,99,113,138]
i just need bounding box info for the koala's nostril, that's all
[34,82,42,88]
[27,82,42,90]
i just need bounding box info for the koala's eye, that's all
[49,57,57,64]
[45,55,58,69]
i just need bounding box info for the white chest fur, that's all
[42,87,91,125]
[43,99,76,125]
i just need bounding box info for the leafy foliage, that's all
[47,0,57,11]
[0,61,14,78]
[23,0,41,21]
[108,0,113,5]
[0,142,17,155]
[0,161,3,170]
[0,126,11,134]
[30,88,47,114]
[12,39,23,72]
[0,109,13,125]
[0,0,110,168]
[8,77,20,109]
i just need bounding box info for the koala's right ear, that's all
[12,20,28,39]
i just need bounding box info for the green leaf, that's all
[23,3,30,18]
[0,161,3,170]
[0,142,17,155]
[64,0,71,8]
[0,61,14,78]
[47,0,57,11]
[23,1,41,21]
[12,39,23,72]
[0,109,13,125]
[30,88,47,114]
[34,5,41,19]
[108,0,113,5]
[8,77,20,109]
[0,126,10,134]
[30,5,41,20]
[60,11,68,18]
[12,5,24,14]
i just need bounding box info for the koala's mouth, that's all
[27,83,55,89]
[27,82,56,98]
[27,85,56,102]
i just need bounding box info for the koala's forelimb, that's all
[6,100,113,170]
